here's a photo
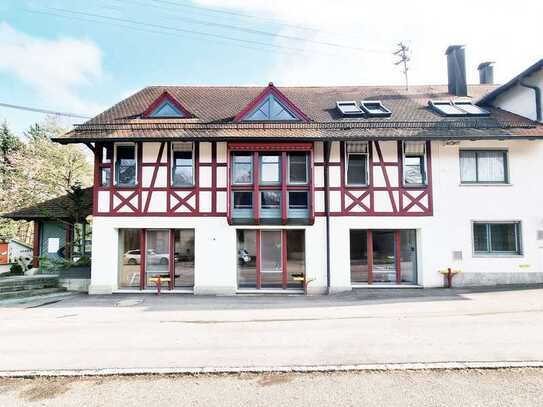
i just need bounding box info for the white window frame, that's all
[345,142,369,187]
[402,141,427,186]
[114,142,138,187]
[171,142,194,187]
[336,101,364,116]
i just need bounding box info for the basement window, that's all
[360,100,392,117]
[336,101,364,116]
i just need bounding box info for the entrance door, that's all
[372,231,397,283]
[261,230,282,288]
[145,229,170,289]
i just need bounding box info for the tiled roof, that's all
[56,84,543,142]
[2,188,93,221]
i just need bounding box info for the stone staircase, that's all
[0,275,66,301]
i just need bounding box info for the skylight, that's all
[429,100,490,117]
[360,100,392,117]
[336,101,363,116]
[453,101,490,116]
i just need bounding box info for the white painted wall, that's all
[492,69,543,122]
[89,217,328,295]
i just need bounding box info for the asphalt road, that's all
[1,368,543,406]
[1,286,543,373]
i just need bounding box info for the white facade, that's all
[90,137,543,294]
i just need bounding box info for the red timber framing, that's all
[227,142,314,225]
[92,141,227,217]
[315,140,433,217]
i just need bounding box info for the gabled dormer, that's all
[234,83,310,122]
[142,91,192,118]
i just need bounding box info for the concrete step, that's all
[0,287,67,301]
[0,276,59,293]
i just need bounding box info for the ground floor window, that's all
[473,222,521,255]
[118,228,194,290]
[237,229,304,290]
[350,229,417,285]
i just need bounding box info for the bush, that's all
[9,263,24,275]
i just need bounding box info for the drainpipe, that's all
[519,76,542,122]
[323,141,332,294]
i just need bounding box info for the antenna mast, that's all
[394,42,410,90]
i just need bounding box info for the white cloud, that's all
[196,0,543,86]
[0,22,104,114]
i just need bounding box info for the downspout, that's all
[519,76,542,122]
[323,141,332,294]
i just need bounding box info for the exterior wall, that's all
[89,216,327,294]
[492,69,543,122]
[89,139,543,293]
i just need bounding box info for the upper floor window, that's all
[232,154,253,184]
[172,142,194,186]
[403,141,426,186]
[460,150,508,184]
[260,155,281,184]
[100,144,113,187]
[243,94,299,121]
[346,142,368,186]
[288,153,308,184]
[115,144,137,187]
[473,222,521,255]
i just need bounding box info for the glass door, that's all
[173,229,195,288]
[145,230,170,289]
[261,230,282,288]
[372,231,396,283]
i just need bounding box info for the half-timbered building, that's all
[52,49,543,294]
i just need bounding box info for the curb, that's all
[1,361,543,378]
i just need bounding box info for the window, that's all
[288,153,308,184]
[71,222,92,260]
[233,191,252,209]
[360,100,392,117]
[429,100,490,117]
[115,144,137,187]
[336,101,364,116]
[148,100,184,118]
[260,155,280,184]
[243,94,298,121]
[99,145,113,187]
[346,142,368,186]
[261,191,281,209]
[403,141,426,185]
[232,154,253,184]
[473,222,521,255]
[172,142,193,186]
[289,191,308,209]
[460,150,508,184]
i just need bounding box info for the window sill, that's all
[459,183,512,187]
[473,254,523,258]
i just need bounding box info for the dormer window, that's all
[243,94,299,121]
[360,100,392,117]
[336,101,364,116]
[429,100,490,117]
[149,100,184,118]
[142,91,192,118]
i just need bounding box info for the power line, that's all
[133,0,322,33]
[112,0,385,53]
[28,6,318,55]
[23,8,303,57]
[0,102,91,119]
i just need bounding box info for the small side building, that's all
[2,188,93,291]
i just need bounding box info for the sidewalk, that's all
[1,286,543,375]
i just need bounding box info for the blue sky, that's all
[1,0,542,136]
